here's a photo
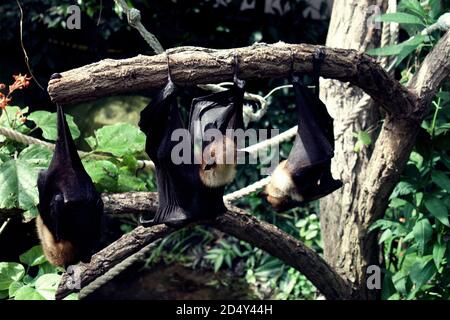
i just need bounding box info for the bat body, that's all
[264,61,342,211]
[139,74,245,227]
[189,76,246,188]
[37,105,103,267]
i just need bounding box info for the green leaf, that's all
[213,254,224,272]
[19,245,46,266]
[305,229,318,241]
[428,0,442,19]
[379,229,393,244]
[28,110,80,141]
[34,274,61,300]
[117,172,147,192]
[36,262,59,277]
[0,106,29,129]
[432,242,446,267]
[412,219,432,256]
[367,35,426,57]
[87,123,145,157]
[353,131,372,152]
[19,144,53,165]
[0,156,45,217]
[399,0,427,18]
[14,286,45,300]
[392,270,409,295]
[389,197,408,208]
[424,197,450,227]
[409,256,436,288]
[431,171,450,192]
[8,281,24,298]
[390,181,416,199]
[376,12,425,25]
[0,262,25,290]
[83,160,119,192]
[0,145,51,218]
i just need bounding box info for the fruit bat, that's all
[189,66,246,188]
[36,105,103,268]
[139,67,245,227]
[263,50,342,211]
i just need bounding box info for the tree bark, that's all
[319,0,384,299]
[56,193,351,300]
[320,0,450,300]
[46,10,450,299]
[47,43,414,115]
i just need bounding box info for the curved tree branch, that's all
[47,42,415,115]
[56,192,352,300]
[352,30,450,291]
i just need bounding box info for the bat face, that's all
[139,76,245,227]
[36,105,103,268]
[263,75,342,211]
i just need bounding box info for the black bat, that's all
[263,50,342,211]
[36,105,103,268]
[139,68,245,227]
[189,69,246,188]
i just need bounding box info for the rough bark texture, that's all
[320,0,450,299]
[319,0,384,299]
[48,14,450,299]
[56,193,351,300]
[47,43,415,115]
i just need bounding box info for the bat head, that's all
[262,160,305,212]
[199,135,237,188]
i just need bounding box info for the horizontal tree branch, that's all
[48,42,415,115]
[56,192,352,300]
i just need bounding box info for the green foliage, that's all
[27,110,80,140]
[145,196,322,299]
[353,131,372,153]
[0,106,155,222]
[0,245,77,300]
[368,1,450,300]
[85,123,146,157]
[366,0,448,67]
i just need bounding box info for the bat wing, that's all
[189,79,246,138]
[139,79,192,226]
[286,75,342,201]
[297,80,335,148]
[139,79,180,162]
[288,75,333,171]
[36,105,104,266]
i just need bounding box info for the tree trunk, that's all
[320,0,384,299]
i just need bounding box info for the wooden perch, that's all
[47,42,415,115]
[56,192,352,300]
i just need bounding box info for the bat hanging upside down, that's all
[139,59,245,227]
[36,104,103,268]
[263,49,342,211]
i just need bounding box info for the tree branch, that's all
[409,30,450,111]
[56,192,352,300]
[47,42,414,115]
[360,30,450,230]
[353,31,450,286]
